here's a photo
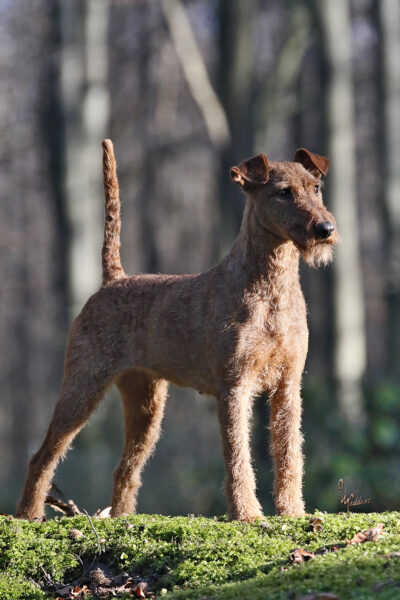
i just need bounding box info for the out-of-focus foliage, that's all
[0,0,399,517]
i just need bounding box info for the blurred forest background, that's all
[1,0,400,517]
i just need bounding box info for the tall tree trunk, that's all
[255,2,311,154]
[0,0,67,507]
[217,0,257,255]
[378,0,400,378]
[40,0,69,331]
[317,0,367,426]
[61,0,110,317]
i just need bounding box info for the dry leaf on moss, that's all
[289,547,316,564]
[348,523,384,545]
[309,516,324,532]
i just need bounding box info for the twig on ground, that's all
[40,565,57,590]
[83,509,101,555]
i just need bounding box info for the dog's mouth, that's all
[289,225,339,268]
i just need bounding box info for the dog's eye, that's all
[278,188,290,197]
[314,185,320,194]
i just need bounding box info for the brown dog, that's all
[17,141,338,521]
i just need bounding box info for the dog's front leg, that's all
[269,371,305,516]
[217,385,263,521]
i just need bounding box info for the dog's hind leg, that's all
[16,366,110,520]
[110,370,168,517]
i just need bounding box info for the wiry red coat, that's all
[17,141,338,521]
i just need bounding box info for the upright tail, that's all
[102,139,126,284]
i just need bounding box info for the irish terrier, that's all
[17,141,338,521]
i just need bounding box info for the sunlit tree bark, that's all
[161,0,230,150]
[379,0,400,377]
[317,0,367,426]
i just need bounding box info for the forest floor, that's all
[1,511,400,600]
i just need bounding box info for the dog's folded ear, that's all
[294,148,330,177]
[230,154,269,189]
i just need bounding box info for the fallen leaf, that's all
[348,523,384,545]
[135,584,146,598]
[366,523,385,541]
[68,528,84,540]
[89,563,112,586]
[95,506,111,519]
[289,547,316,564]
[309,517,324,532]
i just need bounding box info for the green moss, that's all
[1,512,400,599]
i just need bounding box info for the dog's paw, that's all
[230,511,265,522]
[276,505,306,517]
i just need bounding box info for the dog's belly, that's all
[165,371,216,396]
[148,367,217,396]
[136,353,217,396]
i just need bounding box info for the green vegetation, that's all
[1,512,400,599]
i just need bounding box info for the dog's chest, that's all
[236,292,307,386]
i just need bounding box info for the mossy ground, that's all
[1,511,400,600]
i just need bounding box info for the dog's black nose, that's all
[315,221,335,239]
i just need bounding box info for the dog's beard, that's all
[300,241,335,268]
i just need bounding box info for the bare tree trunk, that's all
[317,0,367,426]
[39,0,69,329]
[61,0,110,317]
[217,0,257,255]
[255,3,311,154]
[0,0,68,507]
[379,0,400,377]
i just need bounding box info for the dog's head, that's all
[230,148,339,267]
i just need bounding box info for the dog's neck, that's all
[223,200,300,294]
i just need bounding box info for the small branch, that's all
[40,566,57,590]
[45,484,82,517]
[83,509,101,556]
